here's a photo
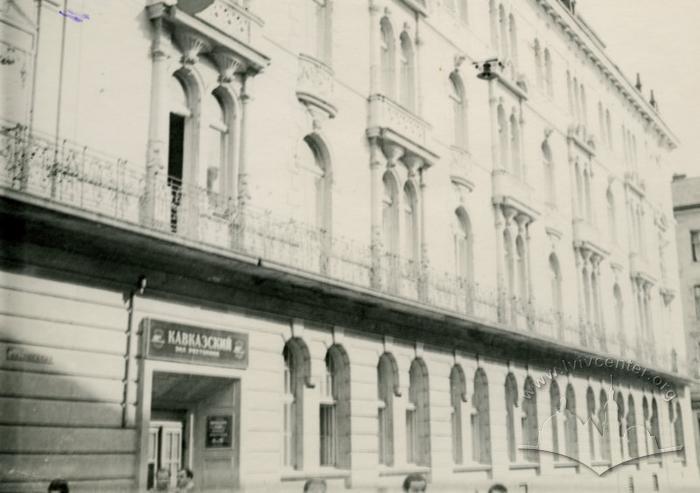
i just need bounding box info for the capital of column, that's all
[404,155,423,177]
[174,30,210,67]
[212,51,245,84]
[384,143,405,168]
[502,205,519,225]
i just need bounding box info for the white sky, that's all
[581,0,700,177]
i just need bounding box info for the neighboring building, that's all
[672,174,700,474]
[0,0,697,492]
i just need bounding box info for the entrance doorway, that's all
[148,371,240,491]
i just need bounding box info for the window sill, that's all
[378,465,431,477]
[280,468,351,482]
[590,460,612,468]
[552,461,579,470]
[508,462,540,471]
[453,464,492,474]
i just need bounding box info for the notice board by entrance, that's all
[145,319,248,369]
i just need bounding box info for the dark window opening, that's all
[168,113,185,232]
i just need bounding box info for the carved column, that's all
[369,136,385,290]
[238,75,253,209]
[143,17,169,229]
[495,204,507,323]
[574,248,586,345]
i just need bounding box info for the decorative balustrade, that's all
[367,94,429,150]
[0,123,682,375]
[491,168,540,219]
[296,54,336,117]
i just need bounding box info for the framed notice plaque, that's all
[206,415,232,448]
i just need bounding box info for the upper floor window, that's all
[377,353,397,466]
[498,4,509,61]
[650,398,661,453]
[283,340,307,470]
[407,359,430,466]
[598,390,611,462]
[550,381,561,461]
[691,231,700,262]
[534,39,543,89]
[509,113,521,176]
[508,13,518,73]
[694,285,700,320]
[544,48,553,97]
[380,17,396,98]
[449,73,468,149]
[497,104,509,171]
[298,135,331,231]
[399,32,416,111]
[549,253,562,316]
[382,172,399,256]
[542,140,555,205]
[586,387,597,461]
[614,392,625,459]
[605,109,613,149]
[626,395,639,459]
[504,373,518,462]
[454,207,473,284]
[310,0,332,65]
[402,182,418,265]
[606,189,616,243]
[564,383,579,459]
[613,284,624,338]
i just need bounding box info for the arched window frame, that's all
[626,394,639,459]
[522,377,539,463]
[508,13,518,73]
[505,373,519,463]
[407,359,431,466]
[542,140,555,206]
[614,391,626,459]
[550,381,561,460]
[607,189,616,244]
[586,387,597,461]
[598,390,611,462]
[399,31,416,111]
[454,207,473,285]
[564,383,579,459]
[377,353,399,466]
[380,17,396,98]
[497,104,509,171]
[534,38,543,89]
[283,338,312,470]
[450,365,468,464]
[298,134,332,233]
[509,112,521,177]
[544,47,553,97]
[472,368,491,464]
[549,253,562,319]
[449,72,468,149]
[402,181,419,267]
[320,345,351,468]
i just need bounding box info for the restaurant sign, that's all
[145,319,248,369]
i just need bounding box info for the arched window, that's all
[534,39,543,89]
[472,368,491,464]
[382,172,399,256]
[497,104,509,170]
[566,70,573,115]
[320,345,350,468]
[505,373,518,462]
[508,13,518,71]
[550,381,561,461]
[672,402,685,460]
[522,377,539,463]
[615,391,626,459]
[498,4,508,60]
[607,189,616,243]
[564,384,579,459]
[544,48,553,97]
[626,395,639,459]
[509,113,520,176]
[549,254,562,327]
[167,75,193,232]
[298,136,330,230]
[642,397,650,455]
[407,359,431,466]
[542,140,555,205]
[516,234,527,303]
[580,84,588,127]
[203,92,228,195]
[450,365,467,464]
[650,398,661,453]
[449,73,467,149]
[402,182,418,266]
[597,102,605,146]
[613,284,624,341]
[399,32,415,111]
[598,390,611,462]
[454,207,473,283]
[583,168,592,221]
[605,109,613,149]
[380,17,395,98]
[377,354,396,466]
[504,228,515,303]
[586,387,596,461]
[283,339,309,469]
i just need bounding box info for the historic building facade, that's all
[0,0,697,491]
[672,175,700,474]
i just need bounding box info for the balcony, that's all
[572,217,608,257]
[491,169,540,220]
[296,54,336,118]
[0,123,685,380]
[629,252,656,284]
[367,94,437,166]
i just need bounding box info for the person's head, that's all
[303,478,327,493]
[176,468,194,488]
[48,479,69,493]
[488,484,508,493]
[155,468,171,490]
[402,473,427,492]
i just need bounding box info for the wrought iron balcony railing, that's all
[0,123,681,375]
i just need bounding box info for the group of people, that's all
[48,473,508,492]
[303,474,509,492]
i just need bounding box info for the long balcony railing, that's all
[0,123,682,375]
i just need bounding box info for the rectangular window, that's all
[406,404,417,464]
[320,404,336,466]
[692,231,700,262]
[695,286,700,320]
